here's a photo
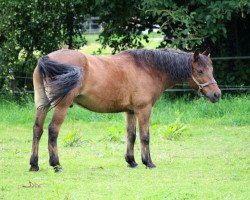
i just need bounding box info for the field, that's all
[0,94,249,200]
[80,33,163,55]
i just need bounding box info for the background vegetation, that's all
[0,94,249,199]
[0,0,250,93]
[0,1,249,199]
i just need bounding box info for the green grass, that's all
[0,94,250,199]
[80,33,163,55]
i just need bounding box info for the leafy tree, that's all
[0,0,249,93]
[0,0,89,92]
[98,0,250,85]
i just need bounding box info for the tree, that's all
[0,0,90,92]
[97,0,250,85]
[0,0,249,92]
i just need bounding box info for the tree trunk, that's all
[66,12,74,49]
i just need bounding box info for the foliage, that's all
[99,0,250,51]
[160,111,188,140]
[97,0,145,53]
[0,0,89,91]
[63,129,83,147]
[98,0,250,85]
[103,124,125,143]
[0,0,249,92]
[152,110,188,140]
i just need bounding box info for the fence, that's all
[1,79,249,94]
[0,56,250,94]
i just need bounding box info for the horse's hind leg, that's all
[30,108,48,171]
[136,106,156,168]
[48,106,68,172]
[125,112,138,168]
[30,67,49,171]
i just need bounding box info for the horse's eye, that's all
[197,69,203,75]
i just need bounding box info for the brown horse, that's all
[29,48,221,171]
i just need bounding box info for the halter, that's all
[192,75,217,96]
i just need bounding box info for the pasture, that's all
[0,94,249,199]
[80,33,163,55]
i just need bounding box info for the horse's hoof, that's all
[29,165,39,171]
[127,161,138,168]
[146,163,156,169]
[53,165,63,173]
[125,155,138,168]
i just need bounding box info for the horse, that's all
[29,48,221,172]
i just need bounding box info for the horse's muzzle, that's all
[206,91,221,103]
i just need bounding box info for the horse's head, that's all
[189,48,221,103]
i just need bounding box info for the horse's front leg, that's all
[136,105,156,168]
[125,112,137,168]
[48,106,68,172]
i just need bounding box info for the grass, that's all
[80,33,163,55]
[0,94,250,199]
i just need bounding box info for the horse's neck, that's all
[158,72,176,90]
[162,69,192,90]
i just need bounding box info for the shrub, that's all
[63,129,83,147]
[103,124,125,143]
[160,111,188,140]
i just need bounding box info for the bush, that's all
[63,129,83,147]
[152,111,189,140]
[0,0,88,92]
[103,124,125,143]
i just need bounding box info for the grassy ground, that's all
[0,94,249,200]
[80,33,163,55]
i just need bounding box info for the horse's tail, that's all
[37,56,83,108]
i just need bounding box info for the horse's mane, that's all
[124,49,193,81]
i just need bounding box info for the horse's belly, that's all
[73,95,131,113]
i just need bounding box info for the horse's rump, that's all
[37,56,83,108]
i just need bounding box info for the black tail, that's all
[37,56,83,108]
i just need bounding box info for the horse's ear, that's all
[202,47,210,57]
[193,49,199,62]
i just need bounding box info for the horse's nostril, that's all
[214,92,221,99]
